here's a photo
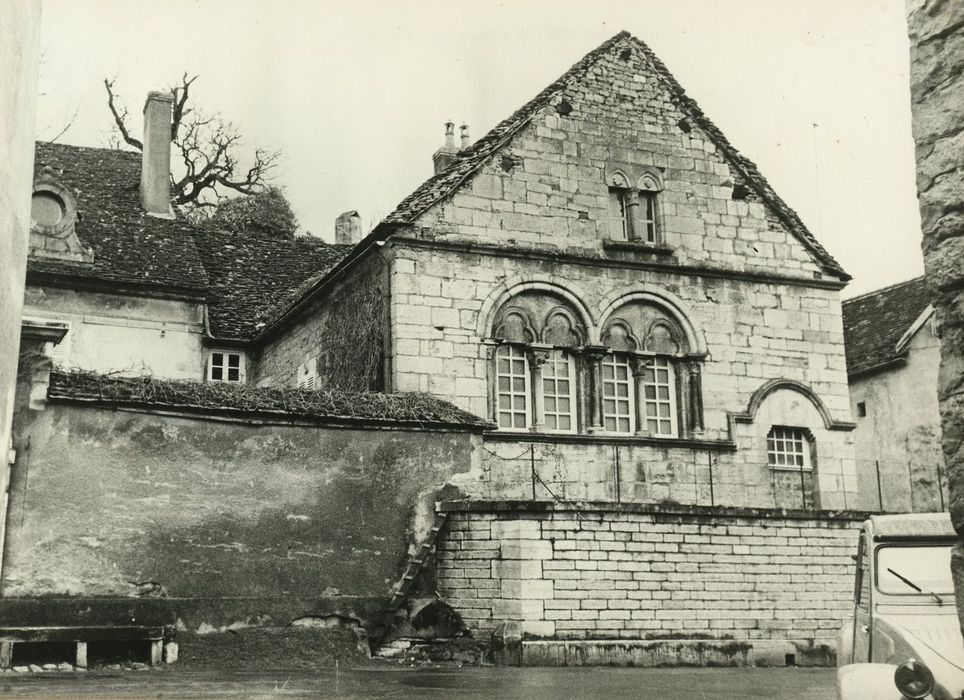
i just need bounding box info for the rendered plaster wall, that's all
[5,396,478,636]
[906,0,964,637]
[437,502,863,666]
[0,0,42,566]
[22,286,205,380]
[849,320,945,512]
[254,253,388,391]
[390,245,857,509]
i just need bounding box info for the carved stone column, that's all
[527,344,552,433]
[582,345,608,432]
[481,339,501,425]
[688,362,704,434]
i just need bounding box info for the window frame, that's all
[207,349,245,384]
[495,343,532,431]
[542,349,578,434]
[640,355,678,437]
[601,352,636,434]
[766,426,813,471]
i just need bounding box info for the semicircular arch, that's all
[596,287,707,355]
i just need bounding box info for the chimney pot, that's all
[432,121,460,175]
[140,91,174,217]
[334,210,363,246]
[460,124,470,150]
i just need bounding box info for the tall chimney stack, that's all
[460,123,471,150]
[334,210,362,246]
[432,121,458,174]
[141,91,174,217]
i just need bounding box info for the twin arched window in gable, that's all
[489,291,705,438]
[608,170,662,244]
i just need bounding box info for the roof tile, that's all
[842,276,933,377]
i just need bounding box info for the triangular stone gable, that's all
[388,32,848,282]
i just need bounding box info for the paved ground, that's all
[0,666,836,699]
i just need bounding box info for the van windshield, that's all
[876,545,954,596]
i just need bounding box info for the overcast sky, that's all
[36,0,921,298]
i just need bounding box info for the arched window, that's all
[487,288,703,440]
[606,168,663,244]
[597,298,701,438]
[490,292,586,433]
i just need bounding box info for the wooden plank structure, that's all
[0,626,169,668]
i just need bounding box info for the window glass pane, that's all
[496,345,529,430]
[542,351,576,433]
[228,354,240,368]
[609,189,629,239]
[227,368,239,381]
[211,366,223,381]
[602,354,634,434]
[641,357,676,437]
[767,427,811,470]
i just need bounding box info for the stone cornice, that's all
[390,235,848,291]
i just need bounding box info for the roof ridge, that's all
[842,275,928,305]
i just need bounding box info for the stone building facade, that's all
[11,31,868,666]
[843,276,946,512]
[254,32,858,511]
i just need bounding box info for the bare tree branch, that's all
[104,76,143,150]
[103,72,279,209]
[45,104,80,143]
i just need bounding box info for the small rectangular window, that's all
[208,350,244,383]
[602,353,634,433]
[543,350,576,433]
[856,401,867,418]
[297,361,317,390]
[496,345,530,430]
[767,426,811,470]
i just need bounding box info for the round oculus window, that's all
[31,192,66,228]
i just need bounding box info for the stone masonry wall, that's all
[255,252,388,391]
[906,0,964,636]
[391,244,857,509]
[436,501,863,665]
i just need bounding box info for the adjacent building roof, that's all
[842,276,933,378]
[383,31,848,281]
[47,370,492,430]
[31,142,209,296]
[191,228,350,340]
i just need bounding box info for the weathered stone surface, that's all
[907,0,964,635]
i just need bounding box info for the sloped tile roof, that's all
[191,228,350,340]
[30,142,209,295]
[383,31,848,280]
[842,276,933,377]
[48,370,492,430]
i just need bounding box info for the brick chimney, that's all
[334,210,362,246]
[460,123,471,150]
[140,91,174,217]
[432,121,458,174]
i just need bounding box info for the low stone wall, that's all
[436,500,866,666]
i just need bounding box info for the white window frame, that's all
[602,352,635,434]
[208,349,245,383]
[542,350,577,434]
[495,344,531,430]
[767,426,812,471]
[641,356,678,437]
